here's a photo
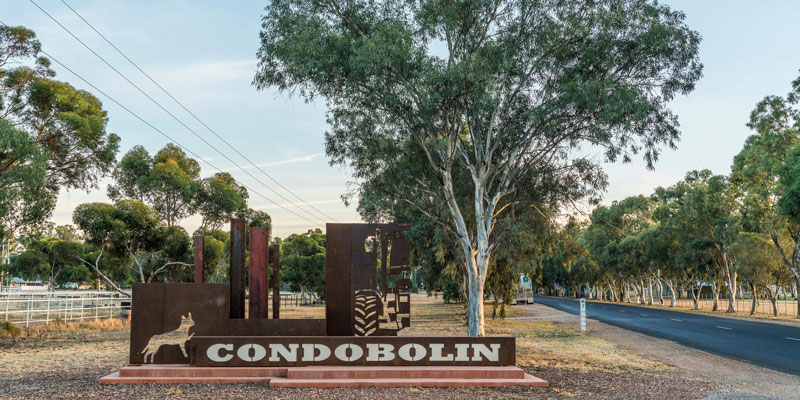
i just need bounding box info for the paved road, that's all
[534,296,800,376]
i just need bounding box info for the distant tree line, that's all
[539,74,800,318]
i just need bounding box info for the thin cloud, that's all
[222,153,322,173]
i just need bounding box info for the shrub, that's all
[0,321,22,339]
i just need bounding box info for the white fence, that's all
[0,290,131,327]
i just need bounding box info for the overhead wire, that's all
[0,18,324,228]
[29,0,332,225]
[58,0,339,223]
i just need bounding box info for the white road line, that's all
[619,310,625,313]
[671,318,683,322]
[786,337,800,341]
[640,313,649,316]
[716,326,732,330]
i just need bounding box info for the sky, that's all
[4,0,800,238]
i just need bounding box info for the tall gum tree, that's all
[1,26,119,262]
[660,170,741,313]
[732,74,800,318]
[254,0,702,335]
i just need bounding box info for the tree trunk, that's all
[690,283,700,310]
[749,283,757,315]
[711,282,719,312]
[466,277,485,336]
[768,288,779,317]
[646,279,654,306]
[666,280,676,307]
[723,266,738,313]
[795,276,800,319]
[624,281,631,303]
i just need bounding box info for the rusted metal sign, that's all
[129,221,515,369]
[326,223,412,337]
[191,336,516,367]
[129,283,229,364]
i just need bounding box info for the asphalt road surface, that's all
[535,296,800,376]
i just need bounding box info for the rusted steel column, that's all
[230,218,246,319]
[272,243,280,319]
[193,236,204,283]
[248,226,269,319]
[381,235,388,299]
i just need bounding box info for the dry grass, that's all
[0,317,127,341]
[0,293,669,381]
[275,304,325,319]
[403,294,670,374]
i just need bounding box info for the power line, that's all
[0,19,324,228]
[59,0,339,223]
[29,0,331,225]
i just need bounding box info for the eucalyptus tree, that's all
[658,170,741,312]
[255,0,701,335]
[108,144,200,227]
[732,232,791,316]
[1,26,119,255]
[281,230,326,303]
[197,172,249,231]
[1,26,119,190]
[583,195,655,302]
[73,200,193,294]
[194,227,231,283]
[731,75,800,317]
[640,225,681,306]
[14,237,87,287]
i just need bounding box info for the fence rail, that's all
[0,291,130,327]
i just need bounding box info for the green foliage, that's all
[281,230,325,299]
[108,144,200,226]
[197,172,248,231]
[72,200,192,287]
[777,143,800,222]
[732,232,788,289]
[0,25,118,246]
[13,237,87,286]
[0,117,54,242]
[2,30,119,191]
[255,0,702,334]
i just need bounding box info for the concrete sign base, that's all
[99,365,549,387]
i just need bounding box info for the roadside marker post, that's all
[580,298,586,332]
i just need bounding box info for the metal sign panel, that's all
[191,336,516,367]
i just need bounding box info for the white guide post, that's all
[579,298,586,332]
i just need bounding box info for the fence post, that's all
[95,292,99,321]
[5,294,10,321]
[46,294,51,323]
[26,294,32,327]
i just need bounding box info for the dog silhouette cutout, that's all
[141,312,195,363]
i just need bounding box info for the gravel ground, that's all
[0,366,714,400]
[0,301,722,400]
